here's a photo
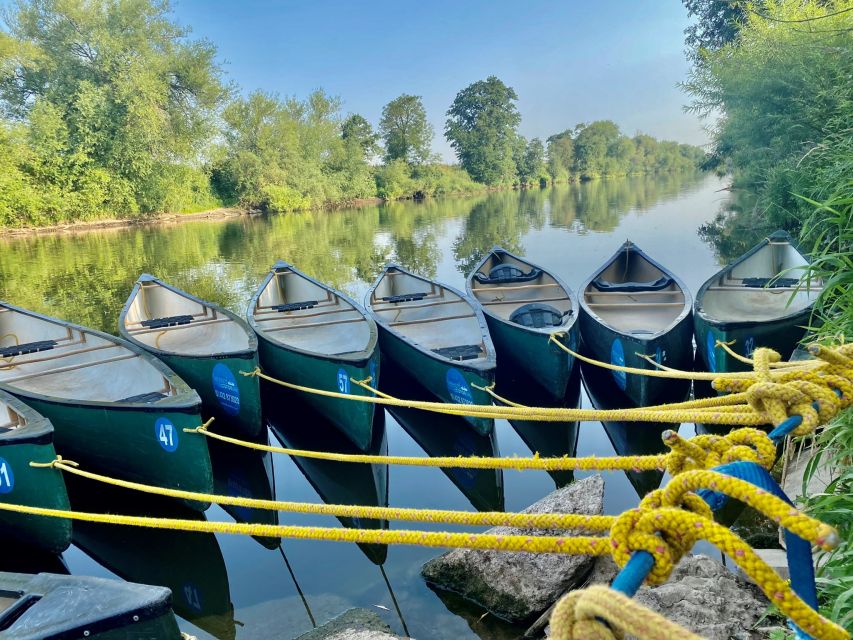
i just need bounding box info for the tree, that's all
[546,130,574,182]
[682,0,752,63]
[378,94,433,165]
[445,76,521,185]
[517,137,546,185]
[572,121,621,178]
[341,114,379,161]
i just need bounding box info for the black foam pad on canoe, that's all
[432,344,483,361]
[742,277,799,288]
[118,391,168,403]
[274,301,318,312]
[592,276,673,293]
[382,293,427,303]
[141,315,193,329]
[509,303,565,328]
[475,264,541,284]
[0,340,57,358]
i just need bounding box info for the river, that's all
[0,172,736,639]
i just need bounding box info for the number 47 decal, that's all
[154,418,179,453]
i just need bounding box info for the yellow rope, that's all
[550,585,704,640]
[715,339,820,369]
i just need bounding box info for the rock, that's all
[421,475,605,623]
[295,608,404,640]
[548,555,768,640]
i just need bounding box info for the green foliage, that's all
[516,137,547,186]
[341,114,380,161]
[682,0,752,63]
[546,130,574,183]
[445,76,522,185]
[375,160,480,200]
[378,94,433,165]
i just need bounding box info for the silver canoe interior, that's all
[0,398,22,433]
[470,252,573,332]
[369,269,489,362]
[583,248,686,334]
[124,280,251,355]
[252,268,371,356]
[0,306,174,403]
[700,239,821,322]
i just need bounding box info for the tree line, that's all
[0,0,704,228]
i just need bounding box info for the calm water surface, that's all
[0,173,733,639]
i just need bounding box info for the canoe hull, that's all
[0,438,71,553]
[14,396,213,505]
[485,313,577,401]
[376,325,495,435]
[578,310,693,407]
[257,335,378,451]
[155,351,263,440]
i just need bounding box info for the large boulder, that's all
[421,475,605,623]
[296,608,404,640]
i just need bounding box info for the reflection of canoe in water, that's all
[495,365,581,489]
[578,241,692,407]
[264,384,389,565]
[380,360,504,512]
[120,274,263,440]
[0,302,213,505]
[580,360,666,498]
[208,435,280,550]
[66,477,236,640]
[249,261,379,450]
[694,230,819,375]
[0,571,183,639]
[0,389,71,554]
[366,264,496,435]
[466,247,579,401]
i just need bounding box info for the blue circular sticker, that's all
[706,332,717,373]
[655,345,665,364]
[337,368,351,394]
[154,417,179,453]
[446,368,474,405]
[610,339,627,390]
[0,457,14,494]
[211,363,240,416]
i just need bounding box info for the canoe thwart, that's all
[592,275,673,293]
[474,265,541,285]
[140,315,193,329]
[273,300,319,312]
[431,344,483,361]
[0,340,58,358]
[382,292,427,303]
[742,277,799,288]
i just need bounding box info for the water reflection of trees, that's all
[698,188,769,264]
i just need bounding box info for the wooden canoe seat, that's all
[0,340,58,358]
[432,344,483,361]
[273,300,318,312]
[382,292,427,303]
[482,295,568,306]
[141,315,193,329]
[388,313,475,327]
[586,302,685,308]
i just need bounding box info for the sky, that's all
[175,1,708,161]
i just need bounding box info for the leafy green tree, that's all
[572,121,621,178]
[683,0,752,63]
[517,137,546,185]
[378,94,433,165]
[546,130,574,182]
[342,114,380,161]
[445,76,521,185]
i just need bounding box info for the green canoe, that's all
[466,246,579,401]
[366,265,497,435]
[578,241,693,407]
[249,261,379,451]
[0,571,183,639]
[0,302,213,506]
[119,274,263,440]
[0,390,71,554]
[694,230,820,374]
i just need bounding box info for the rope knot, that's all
[29,455,79,469]
[664,428,775,475]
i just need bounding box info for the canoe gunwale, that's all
[0,388,55,445]
[119,274,258,361]
[465,246,580,339]
[247,261,378,365]
[365,263,497,376]
[578,241,693,342]
[694,230,818,329]
[0,301,201,411]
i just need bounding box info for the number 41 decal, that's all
[154,418,179,453]
[0,458,13,494]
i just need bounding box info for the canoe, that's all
[366,265,496,435]
[119,274,263,440]
[0,302,213,504]
[578,241,693,407]
[0,571,183,639]
[381,359,504,512]
[248,261,379,450]
[67,476,236,640]
[0,390,71,554]
[466,247,579,400]
[265,384,389,566]
[580,360,665,498]
[694,230,820,374]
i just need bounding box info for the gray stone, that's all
[421,475,605,623]
[295,608,404,640]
